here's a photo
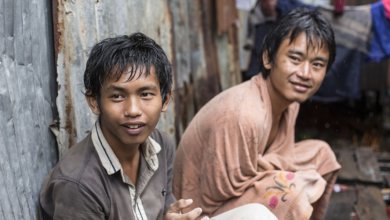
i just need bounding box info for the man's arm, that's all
[155,130,209,220]
[40,178,105,220]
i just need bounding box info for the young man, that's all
[173,8,341,220]
[40,33,208,220]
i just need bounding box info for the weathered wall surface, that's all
[53,0,241,151]
[53,0,175,156]
[170,0,241,140]
[0,0,241,219]
[0,0,58,219]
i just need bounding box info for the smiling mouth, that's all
[124,124,143,129]
[290,81,312,93]
[122,123,146,135]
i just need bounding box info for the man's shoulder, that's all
[47,134,104,185]
[206,79,262,109]
[195,79,265,123]
[39,135,111,219]
[150,129,175,152]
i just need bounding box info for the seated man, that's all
[40,33,208,220]
[173,8,341,220]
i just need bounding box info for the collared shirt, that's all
[92,121,161,220]
[40,121,176,220]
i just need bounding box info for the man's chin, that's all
[292,96,310,104]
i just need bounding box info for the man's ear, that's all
[86,95,100,115]
[161,91,172,112]
[262,51,272,70]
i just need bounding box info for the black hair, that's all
[259,8,336,78]
[83,32,172,103]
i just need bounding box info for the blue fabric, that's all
[244,22,275,80]
[368,1,390,62]
[276,0,315,15]
[312,45,364,102]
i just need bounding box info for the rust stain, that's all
[52,0,65,61]
[216,0,238,35]
[198,0,221,106]
[55,0,77,148]
[63,83,76,148]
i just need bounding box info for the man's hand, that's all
[164,199,209,220]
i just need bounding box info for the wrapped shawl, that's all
[173,75,341,219]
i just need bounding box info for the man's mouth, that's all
[291,81,310,87]
[290,81,312,93]
[121,123,146,136]
[124,124,143,129]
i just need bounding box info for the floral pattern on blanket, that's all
[264,171,296,209]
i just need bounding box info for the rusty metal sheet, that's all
[54,0,175,155]
[170,0,240,139]
[0,0,58,219]
[54,0,242,151]
[216,0,238,35]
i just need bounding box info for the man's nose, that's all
[297,62,311,79]
[124,97,142,117]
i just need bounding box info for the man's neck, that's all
[119,148,141,185]
[265,78,290,121]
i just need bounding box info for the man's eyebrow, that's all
[106,84,126,92]
[287,50,304,56]
[287,49,329,62]
[106,83,159,92]
[313,56,329,63]
[138,84,159,91]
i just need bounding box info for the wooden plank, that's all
[335,148,360,181]
[326,184,389,220]
[354,185,388,220]
[355,147,383,183]
[335,147,383,183]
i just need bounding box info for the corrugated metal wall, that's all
[0,0,241,219]
[52,0,176,156]
[53,0,241,153]
[0,0,58,219]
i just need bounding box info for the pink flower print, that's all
[269,196,279,209]
[264,171,296,208]
[286,172,294,180]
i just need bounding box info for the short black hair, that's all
[84,32,172,103]
[259,8,336,78]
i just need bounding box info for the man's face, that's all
[87,66,169,151]
[264,32,329,104]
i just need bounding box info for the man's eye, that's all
[110,94,124,101]
[141,92,154,97]
[313,62,325,69]
[289,56,300,62]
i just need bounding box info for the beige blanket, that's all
[173,75,341,219]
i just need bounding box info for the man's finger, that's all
[180,207,202,219]
[167,199,193,213]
